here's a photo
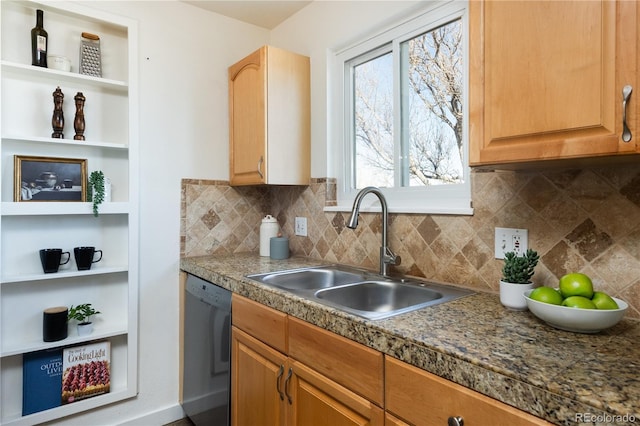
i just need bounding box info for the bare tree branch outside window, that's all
[353,19,463,188]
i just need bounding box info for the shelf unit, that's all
[0,1,139,425]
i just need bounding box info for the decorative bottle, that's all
[31,9,48,67]
[260,215,280,257]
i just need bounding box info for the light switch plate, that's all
[295,217,308,237]
[495,227,528,259]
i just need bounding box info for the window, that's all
[330,1,472,214]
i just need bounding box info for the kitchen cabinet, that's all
[0,1,138,424]
[385,357,552,426]
[233,295,551,426]
[232,328,288,425]
[469,0,638,166]
[228,45,310,186]
[231,295,384,426]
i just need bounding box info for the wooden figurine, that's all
[51,86,64,138]
[74,92,86,140]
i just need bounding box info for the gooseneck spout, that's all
[347,186,400,277]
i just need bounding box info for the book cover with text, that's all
[22,348,63,415]
[62,341,111,404]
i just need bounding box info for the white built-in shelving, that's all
[0,1,138,424]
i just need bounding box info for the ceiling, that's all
[183,1,313,29]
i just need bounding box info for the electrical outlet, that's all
[494,227,528,259]
[295,217,308,237]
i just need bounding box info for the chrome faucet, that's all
[346,186,400,277]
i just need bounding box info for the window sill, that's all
[323,204,474,215]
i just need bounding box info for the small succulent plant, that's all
[501,249,539,284]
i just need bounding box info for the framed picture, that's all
[14,156,87,202]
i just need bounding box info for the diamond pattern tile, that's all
[181,167,640,320]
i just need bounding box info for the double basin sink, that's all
[247,265,473,320]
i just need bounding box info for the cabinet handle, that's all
[284,367,293,404]
[447,416,464,426]
[276,364,285,401]
[622,85,633,142]
[257,156,264,179]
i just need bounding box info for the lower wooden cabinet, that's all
[288,360,383,426]
[385,357,552,426]
[232,294,549,426]
[231,327,287,426]
[231,295,383,426]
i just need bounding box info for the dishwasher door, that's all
[182,274,231,426]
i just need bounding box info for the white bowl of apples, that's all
[523,273,628,333]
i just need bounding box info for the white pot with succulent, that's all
[500,249,540,310]
[68,303,101,336]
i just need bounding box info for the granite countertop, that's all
[180,254,640,426]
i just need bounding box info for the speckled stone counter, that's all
[180,254,640,426]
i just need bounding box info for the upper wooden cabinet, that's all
[228,45,310,185]
[469,0,638,166]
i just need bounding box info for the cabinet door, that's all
[229,47,267,185]
[385,357,551,426]
[288,360,384,426]
[231,327,287,426]
[470,0,638,166]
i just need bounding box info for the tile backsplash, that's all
[181,166,640,319]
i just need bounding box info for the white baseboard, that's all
[117,403,186,426]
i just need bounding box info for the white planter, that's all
[77,322,93,336]
[499,280,534,310]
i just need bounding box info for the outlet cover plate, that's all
[295,217,308,237]
[495,227,528,259]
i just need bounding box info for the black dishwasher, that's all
[182,274,231,426]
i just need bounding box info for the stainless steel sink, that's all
[247,265,473,320]
[254,266,364,290]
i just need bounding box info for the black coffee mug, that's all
[39,249,70,273]
[74,246,103,270]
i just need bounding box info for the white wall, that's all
[48,1,426,424]
[49,2,268,425]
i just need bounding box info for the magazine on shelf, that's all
[62,341,111,404]
[22,348,64,415]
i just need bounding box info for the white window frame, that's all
[327,1,472,215]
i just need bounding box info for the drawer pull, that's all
[284,367,293,404]
[447,416,464,426]
[622,85,633,142]
[276,364,285,401]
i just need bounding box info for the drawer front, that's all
[385,357,551,426]
[232,294,287,353]
[288,316,384,406]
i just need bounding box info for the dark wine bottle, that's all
[31,9,48,67]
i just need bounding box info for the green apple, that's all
[592,291,619,310]
[529,287,563,305]
[562,295,597,309]
[559,273,594,299]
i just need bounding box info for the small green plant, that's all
[501,249,539,284]
[88,170,105,217]
[68,303,101,325]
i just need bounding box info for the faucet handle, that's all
[383,247,401,266]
